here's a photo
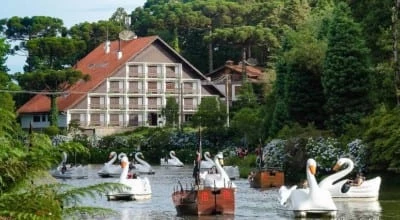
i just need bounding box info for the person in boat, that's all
[298,179,308,188]
[193,150,201,185]
[351,173,365,186]
[248,171,256,181]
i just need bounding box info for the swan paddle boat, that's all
[200,152,237,189]
[131,152,155,174]
[279,158,337,218]
[106,154,152,201]
[97,152,126,178]
[160,150,184,167]
[50,152,88,179]
[319,158,381,200]
[198,151,215,170]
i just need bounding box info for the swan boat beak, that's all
[309,165,316,175]
[121,161,128,168]
[332,163,341,171]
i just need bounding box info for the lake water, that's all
[60,165,399,220]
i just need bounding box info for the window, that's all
[33,115,41,122]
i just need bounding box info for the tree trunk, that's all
[50,94,58,126]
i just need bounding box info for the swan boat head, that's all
[106,155,152,200]
[202,152,236,189]
[283,158,337,218]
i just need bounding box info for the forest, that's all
[1,0,400,218]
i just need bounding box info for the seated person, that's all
[347,173,365,186]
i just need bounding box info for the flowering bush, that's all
[305,137,344,172]
[262,139,286,168]
[346,139,367,171]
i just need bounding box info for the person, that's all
[192,150,201,185]
[248,171,256,182]
[298,179,308,188]
[352,173,365,186]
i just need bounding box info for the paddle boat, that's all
[50,152,88,179]
[319,158,381,200]
[97,152,126,178]
[106,154,152,201]
[160,150,184,167]
[248,168,284,188]
[198,151,215,170]
[200,152,237,189]
[131,152,155,174]
[172,152,235,216]
[279,158,337,218]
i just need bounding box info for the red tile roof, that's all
[17,36,159,114]
[206,60,263,79]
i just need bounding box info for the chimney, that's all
[104,41,110,54]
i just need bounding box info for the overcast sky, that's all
[1,0,147,73]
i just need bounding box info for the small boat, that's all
[97,152,125,178]
[319,158,381,200]
[172,151,236,216]
[248,168,284,188]
[160,150,184,167]
[172,183,235,216]
[279,158,337,218]
[106,154,152,201]
[200,152,240,180]
[50,152,88,179]
[131,152,155,175]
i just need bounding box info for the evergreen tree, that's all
[322,2,373,135]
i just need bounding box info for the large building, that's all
[17,35,222,136]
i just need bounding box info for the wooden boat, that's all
[248,169,284,188]
[172,182,235,216]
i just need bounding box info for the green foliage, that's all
[230,107,262,147]
[44,125,60,137]
[192,96,226,128]
[161,96,179,127]
[322,2,373,135]
[361,107,400,170]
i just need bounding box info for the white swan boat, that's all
[50,152,88,179]
[97,152,126,178]
[201,152,237,189]
[131,152,155,174]
[106,154,152,201]
[319,158,381,200]
[279,158,337,218]
[199,151,215,170]
[199,151,240,180]
[160,150,184,167]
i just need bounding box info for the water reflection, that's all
[60,165,390,219]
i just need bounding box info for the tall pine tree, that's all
[322,2,373,135]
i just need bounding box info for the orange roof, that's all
[206,61,263,79]
[17,36,160,114]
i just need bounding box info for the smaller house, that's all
[205,60,265,105]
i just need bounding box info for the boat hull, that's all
[249,170,284,188]
[106,193,151,201]
[172,187,235,216]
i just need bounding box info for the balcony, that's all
[89,104,107,110]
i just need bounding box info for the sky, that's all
[1,0,147,74]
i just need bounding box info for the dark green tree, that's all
[192,96,226,128]
[25,37,86,71]
[322,2,373,135]
[13,68,90,126]
[162,96,179,127]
